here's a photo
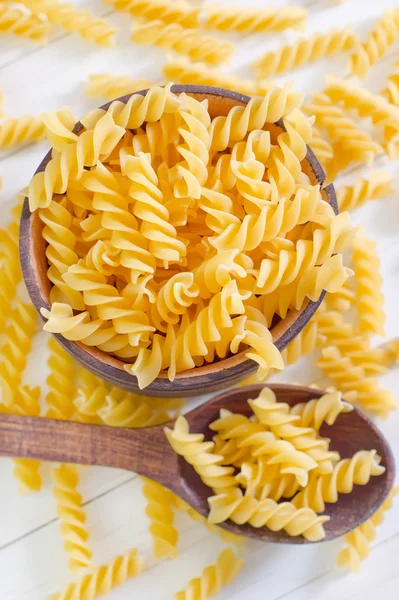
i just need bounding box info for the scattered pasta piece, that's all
[349,9,399,80]
[325,76,399,158]
[337,171,395,212]
[47,548,144,600]
[352,229,385,337]
[141,477,179,559]
[338,487,399,572]
[45,337,78,420]
[19,0,117,46]
[0,5,50,44]
[0,115,46,149]
[204,5,307,33]
[109,0,200,28]
[253,27,358,78]
[0,206,23,334]
[51,464,93,572]
[173,547,243,600]
[282,320,320,365]
[131,21,234,65]
[86,74,153,100]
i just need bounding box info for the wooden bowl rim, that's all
[20,84,337,396]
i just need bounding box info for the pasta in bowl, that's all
[20,84,352,396]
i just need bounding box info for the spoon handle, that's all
[0,413,180,488]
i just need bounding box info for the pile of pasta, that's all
[165,387,386,542]
[31,83,354,388]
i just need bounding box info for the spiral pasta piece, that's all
[310,126,334,169]
[208,488,328,541]
[0,210,22,334]
[254,27,358,78]
[48,547,144,600]
[39,198,84,310]
[338,487,399,572]
[86,74,153,100]
[151,272,199,330]
[51,464,93,572]
[349,9,399,80]
[121,152,186,266]
[209,83,304,152]
[292,450,385,513]
[45,337,78,421]
[253,213,354,294]
[98,392,172,427]
[324,76,399,157]
[352,229,385,336]
[179,504,243,546]
[131,21,234,65]
[164,416,237,491]
[236,460,299,501]
[304,93,382,168]
[173,547,243,600]
[337,171,395,212]
[290,391,353,429]
[41,303,140,359]
[204,5,307,33]
[169,94,211,199]
[162,58,274,97]
[141,477,179,559]
[0,303,37,397]
[0,5,50,44]
[20,0,116,46]
[249,389,339,475]
[0,115,46,149]
[381,61,399,105]
[109,0,199,27]
[281,320,319,365]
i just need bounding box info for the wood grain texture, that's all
[0,384,394,544]
[19,85,335,397]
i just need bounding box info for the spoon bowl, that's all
[0,383,394,543]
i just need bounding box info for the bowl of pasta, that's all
[20,84,352,397]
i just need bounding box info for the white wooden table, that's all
[1,0,399,598]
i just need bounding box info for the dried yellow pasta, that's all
[141,477,179,559]
[204,5,307,33]
[173,548,243,600]
[352,229,385,337]
[254,27,358,78]
[336,171,395,212]
[131,21,234,65]
[51,464,93,572]
[45,337,78,421]
[281,320,319,365]
[48,548,144,600]
[0,206,23,334]
[0,5,50,44]
[349,9,399,80]
[325,76,399,158]
[109,0,199,28]
[19,0,116,46]
[292,450,385,513]
[0,115,46,149]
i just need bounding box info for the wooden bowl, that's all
[20,85,337,397]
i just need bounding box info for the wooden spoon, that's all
[0,384,394,544]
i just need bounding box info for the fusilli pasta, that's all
[19,0,116,46]
[0,115,46,149]
[0,5,50,44]
[51,463,93,572]
[131,21,234,65]
[48,548,144,600]
[254,27,358,78]
[173,548,243,600]
[349,9,399,80]
[86,74,153,100]
[45,337,78,420]
[352,229,385,336]
[141,477,179,559]
[204,5,307,33]
[336,171,395,212]
[110,0,199,28]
